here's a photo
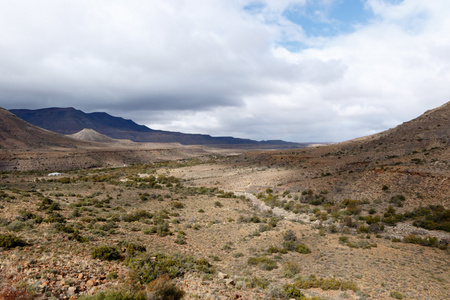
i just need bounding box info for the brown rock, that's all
[78,273,84,280]
[86,279,96,287]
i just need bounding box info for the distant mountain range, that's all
[9,107,306,148]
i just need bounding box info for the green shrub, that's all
[390,291,403,299]
[124,243,146,256]
[267,245,280,253]
[174,232,187,245]
[91,245,121,261]
[282,240,297,251]
[283,230,297,241]
[18,210,43,223]
[125,252,214,284]
[403,234,447,249]
[44,212,66,223]
[267,216,279,227]
[258,224,271,232]
[357,225,369,233]
[7,220,26,232]
[147,275,185,300]
[171,202,184,209]
[37,197,61,212]
[342,199,362,215]
[405,205,450,232]
[296,244,311,254]
[245,276,269,289]
[340,236,349,244]
[69,231,88,243]
[389,195,406,207]
[282,261,300,278]
[156,221,171,237]
[249,215,260,223]
[121,210,153,222]
[247,256,278,271]
[283,284,305,299]
[0,233,27,248]
[143,227,157,235]
[291,275,358,292]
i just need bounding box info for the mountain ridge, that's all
[10,107,305,148]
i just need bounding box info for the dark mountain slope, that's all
[0,107,87,150]
[10,107,150,135]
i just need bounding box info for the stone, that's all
[225,278,235,285]
[89,287,98,295]
[86,279,96,286]
[67,286,77,294]
[78,273,84,279]
[218,272,228,279]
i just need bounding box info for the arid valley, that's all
[0,102,449,299]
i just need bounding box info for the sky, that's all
[0,0,449,142]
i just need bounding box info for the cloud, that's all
[0,0,449,142]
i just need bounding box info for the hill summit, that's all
[68,128,130,143]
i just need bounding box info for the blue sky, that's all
[0,0,449,142]
[283,0,373,38]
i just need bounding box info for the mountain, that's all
[0,106,219,171]
[9,107,305,148]
[9,107,151,135]
[0,107,86,150]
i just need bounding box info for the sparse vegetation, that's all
[0,233,27,248]
[125,252,214,284]
[1,100,449,300]
[91,245,121,261]
[247,256,278,270]
[286,275,359,292]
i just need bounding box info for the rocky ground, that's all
[0,159,449,299]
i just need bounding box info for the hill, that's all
[0,107,85,150]
[10,107,305,148]
[338,101,449,157]
[67,128,133,144]
[205,101,450,208]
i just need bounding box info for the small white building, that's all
[48,172,62,176]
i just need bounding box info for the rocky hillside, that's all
[199,101,450,209]
[338,101,449,157]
